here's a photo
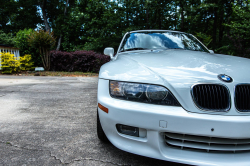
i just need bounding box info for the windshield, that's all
[119,31,209,53]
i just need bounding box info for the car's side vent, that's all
[235,84,250,112]
[192,84,230,112]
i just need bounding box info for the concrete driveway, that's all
[0,76,184,166]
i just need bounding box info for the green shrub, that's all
[195,32,212,49]
[28,30,56,70]
[0,30,16,47]
[15,29,42,67]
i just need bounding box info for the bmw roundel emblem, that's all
[218,74,233,83]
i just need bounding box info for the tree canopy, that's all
[0,0,249,57]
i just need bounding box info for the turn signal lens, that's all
[98,103,108,113]
[110,81,123,96]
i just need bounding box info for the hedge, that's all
[50,50,110,73]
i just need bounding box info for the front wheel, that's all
[97,109,109,143]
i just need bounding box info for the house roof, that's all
[0,44,19,49]
[0,44,11,47]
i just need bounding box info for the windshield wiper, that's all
[171,48,186,50]
[122,48,148,52]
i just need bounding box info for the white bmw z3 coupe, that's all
[97,30,250,166]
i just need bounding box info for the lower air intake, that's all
[165,132,250,153]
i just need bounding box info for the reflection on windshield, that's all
[120,32,209,53]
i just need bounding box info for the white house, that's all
[0,44,20,69]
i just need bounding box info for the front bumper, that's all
[98,79,250,166]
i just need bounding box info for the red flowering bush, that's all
[50,50,110,73]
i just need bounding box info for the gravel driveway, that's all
[0,76,184,166]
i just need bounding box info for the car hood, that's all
[99,49,250,115]
[99,49,250,87]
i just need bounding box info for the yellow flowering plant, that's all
[0,52,20,74]
[20,54,34,71]
[0,52,34,74]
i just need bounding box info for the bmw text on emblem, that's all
[218,74,233,83]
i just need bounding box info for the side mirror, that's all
[104,47,114,60]
[209,50,214,54]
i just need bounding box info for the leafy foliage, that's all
[195,32,213,49]
[28,30,56,70]
[227,1,250,37]
[0,52,20,74]
[224,0,250,57]
[0,0,42,34]
[20,54,34,71]
[0,30,16,46]
[15,29,42,67]
[50,50,110,72]
[1,0,250,59]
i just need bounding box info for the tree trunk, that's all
[204,11,210,33]
[39,47,46,69]
[158,1,162,29]
[126,0,129,27]
[154,6,157,28]
[38,0,50,33]
[56,35,62,51]
[159,14,162,29]
[218,8,224,43]
[146,5,149,29]
[56,0,69,51]
[175,3,177,30]
[180,2,184,31]
[226,0,234,35]
[213,8,218,49]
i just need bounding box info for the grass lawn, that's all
[0,71,98,77]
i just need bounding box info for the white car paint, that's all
[97,30,250,165]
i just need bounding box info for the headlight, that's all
[109,81,180,106]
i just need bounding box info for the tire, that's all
[97,109,109,143]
